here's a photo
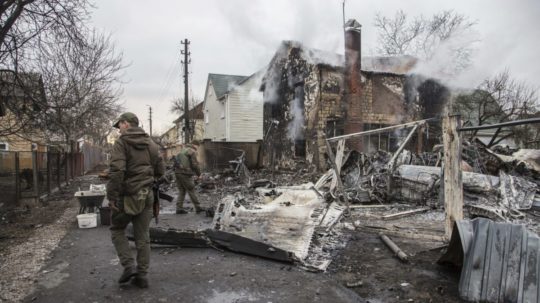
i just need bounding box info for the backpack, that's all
[175,148,192,172]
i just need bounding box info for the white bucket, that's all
[76,213,97,228]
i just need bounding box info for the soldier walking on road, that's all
[174,140,203,214]
[106,112,164,288]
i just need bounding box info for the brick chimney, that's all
[343,19,363,151]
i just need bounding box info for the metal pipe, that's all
[458,117,540,132]
[387,124,419,172]
[380,234,408,262]
[327,118,434,142]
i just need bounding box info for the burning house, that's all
[259,19,445,170]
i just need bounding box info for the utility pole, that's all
[147,105,153,136]
[181,39,191,143]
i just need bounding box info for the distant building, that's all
[0,70,47,153]
[202,73,263,142]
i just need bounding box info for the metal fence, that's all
[200,141,262,171]
[0,147,105,208]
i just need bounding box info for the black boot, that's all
[118,266,137,283]
[132,274,149,288]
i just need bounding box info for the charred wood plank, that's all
[442,115,463,240]
[381,207,430,220]
[325,139,350,217]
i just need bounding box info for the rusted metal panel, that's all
[440,218,540,303]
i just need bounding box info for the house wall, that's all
[0,110,47,153]
[263,47,314,169]
[227,75,263,142]
[263,47,346,170]
[161,125,179,160]
[203,81,227,141]
[361,73,407,125]
[193,119,204,141]
[312,68,344,168]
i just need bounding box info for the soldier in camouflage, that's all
[106,112,164,288]
[174,140,203,214]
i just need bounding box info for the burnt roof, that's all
[270,41,417,75]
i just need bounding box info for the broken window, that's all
[326,119,344,138]
[363,123,399,152]
[295,139,306,157]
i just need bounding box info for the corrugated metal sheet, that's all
[439,218,540,303]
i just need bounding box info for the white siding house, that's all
[203,73,263,142]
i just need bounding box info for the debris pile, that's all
[332,141,540,231]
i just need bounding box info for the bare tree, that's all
[453,70,539,147]
[169,96,201,142]
[0,69,47,138]
[36,30,124,149]
[0,0,89,69]
[0,0,90,138]
[169,97,184,116]
[374,10,477,75]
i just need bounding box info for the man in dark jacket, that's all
[106,112,164,288]
[174,140,202,214]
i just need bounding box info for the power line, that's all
[157,56,181,104]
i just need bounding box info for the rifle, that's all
[152,175,174,224]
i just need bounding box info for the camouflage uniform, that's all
[174,143,202,212]
[106,125,164,280]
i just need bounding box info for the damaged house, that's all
[260,20,447,170]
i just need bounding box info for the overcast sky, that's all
[90,0,540,134]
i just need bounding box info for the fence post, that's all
[64,153,68,183]
[71,153,75,179]
[15,152,20,204]
[32,150,39,198]
[442,115,463,240]
[57,153,61,188]
[80,153,84,176]
[47,152,51,193]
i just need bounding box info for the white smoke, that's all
[287,96,304,140]
[410,26,480,84]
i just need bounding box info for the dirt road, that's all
[1,173,465,302]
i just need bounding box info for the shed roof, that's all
[208,73,248,99]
